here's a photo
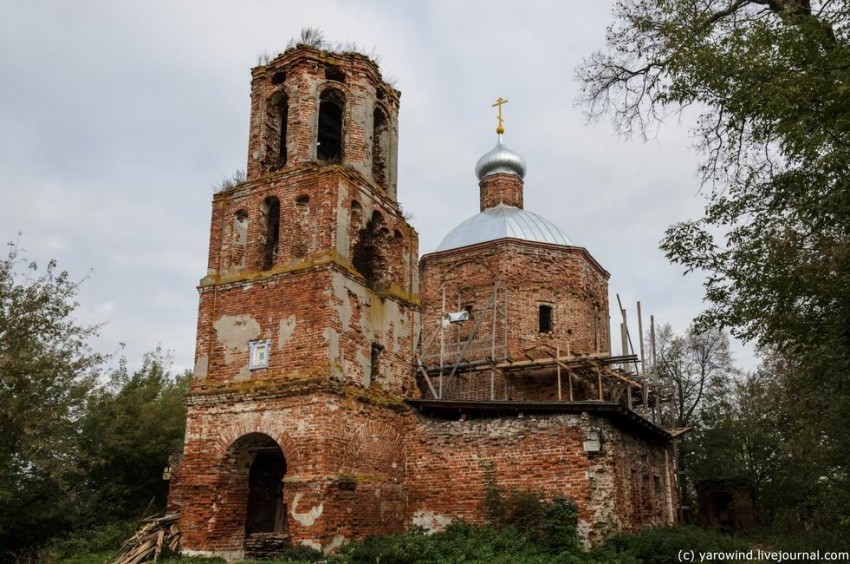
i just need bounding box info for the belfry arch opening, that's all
[317,89,344,164]
[271,92,288,167]
[372,107,389,189]
[352,210,388,289]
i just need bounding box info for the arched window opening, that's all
[228,209,249,269]
[233,210,249,245]
[352,211,387,287]
[261,196,280,270]
[295,195,309,214]
[372,107,390,189]
[350,200,362,221]
[271,71,286,85]
[271,92,288,167]
[317,90,344,164]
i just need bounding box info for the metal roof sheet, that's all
[434,204,573,252]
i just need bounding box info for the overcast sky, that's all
[0,0,758,375]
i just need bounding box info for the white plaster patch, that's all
[324,535,346,554]
[336,183,349,257]
[213,314,261,365]
[193,355,208,380]
[323,328,340,362]
[235,365,251,382]
[278,315,297,350]
[291,493,324,526]
[182,548,244,561]
[411,509,452,533]
[300,539,322,552]
[330,272,354,330]
[295,418,310,434]
[356,347,371,387]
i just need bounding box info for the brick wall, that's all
[173,392,409,556]
[419,239,611,370]
[404,410,676,546]
[479,173,523,210]
[245,47,400,200]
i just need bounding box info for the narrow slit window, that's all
[539,304,553,333]
[262,196,280,270]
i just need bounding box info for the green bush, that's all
[30,520,136,563]
[605,526,751,564]
[237,543,324,563]
[482,480,580,552]
[542,496,581,552]
[338,521,551,563]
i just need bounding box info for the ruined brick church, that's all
[167,44,679,559]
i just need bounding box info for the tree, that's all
[688,368,783,496]
[654,323,734,429]
[77,349,189,523]
[651,323,735,517]
[579,0,850,530]
[578,0,850,351]
[0,240,103,556]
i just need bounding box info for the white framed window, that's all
[249,339,271,369]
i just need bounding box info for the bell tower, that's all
[170,45,419,559]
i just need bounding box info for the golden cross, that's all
[492,97,508,134]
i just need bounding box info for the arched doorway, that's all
[222,433,287,541]
[245,443,286,534]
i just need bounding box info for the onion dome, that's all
[435,204,573,252]
[475,135,527,180]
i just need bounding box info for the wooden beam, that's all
[637,301,646,376]
[597,366,604,400]
[416,361,439,400]
[556,345,562,401]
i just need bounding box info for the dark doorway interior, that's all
[245,447,287,535]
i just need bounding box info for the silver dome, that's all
[434,204,573,252]
[475,136,526,180]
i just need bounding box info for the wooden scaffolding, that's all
[414,281,672,425]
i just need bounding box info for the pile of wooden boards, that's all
[114,514,180,564]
